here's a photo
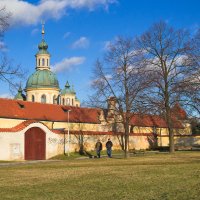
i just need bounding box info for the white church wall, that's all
[27,89,59,104]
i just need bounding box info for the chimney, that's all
[107,97,117,121]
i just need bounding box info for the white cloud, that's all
[1,0,117,26]
[102,37,119,50]
[31,28,39,35]
[0,41,8,52]
[91,74,112,86]
[103,40,111,50]
[63,32,71,39]
[52,56,85,73]
[71,37,90,49]
[105,74,112,80]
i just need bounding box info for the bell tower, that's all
[35,22,50,71]
[25,22,60,104]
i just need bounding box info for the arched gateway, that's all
[25,127,46,160]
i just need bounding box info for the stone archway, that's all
[25,127,46,160]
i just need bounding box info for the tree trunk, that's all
[164,66,175,153]
[169,127,175,153]
[78,135,84,155]
[124,120,130,158]
[121,135,125,151]
[166,104,175,153]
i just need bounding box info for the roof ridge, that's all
[0,120,41,132]
[0,98,101,124]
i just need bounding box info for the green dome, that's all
[14,86,26,100]
[61,81,76,95]
[37,39,49,55]
[26,69,59,89]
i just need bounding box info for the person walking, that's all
[106,138,113,158]
[95,139,102,158]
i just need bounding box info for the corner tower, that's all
[25,23,60,104]
[60,81,80,107]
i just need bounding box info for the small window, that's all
[66,98,70,105]
[41,94,46,103]
[72,99,74,106]
[62,98,65,105]
[38,59,40,66]
[76,104,78,107]
[32,95,35,102]
[61,107,67,113]
[42,58,45,66]
[17,102,25,109]
[57,95,61,105]
[47,59,49,66]
[53,95,57,104]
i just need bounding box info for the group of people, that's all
[95,138,113,158]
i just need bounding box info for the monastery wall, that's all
[0,117,196,161]
[0,118,25,128]
[55,134,152,154]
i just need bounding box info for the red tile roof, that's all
[0,120,39,132]
[171,103,187,120]
[0,120,62,133]
[0,98,101,124]
[130,114,183,128]
[0,98,184,129]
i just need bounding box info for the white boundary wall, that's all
[0,123,61,160]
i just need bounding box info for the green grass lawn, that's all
[0,152,200,200]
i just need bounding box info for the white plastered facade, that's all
[0,122,61,160]
[61,93,80,107]
[26,88,60,104]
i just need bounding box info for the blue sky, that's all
[0,0,200,103]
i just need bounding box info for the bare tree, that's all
[0,7,9,37]
[0,7,25,92]
[90,37,149,158]
[186,29,200,115]
[135,21,200,153]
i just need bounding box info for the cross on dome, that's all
[41,20,45,39]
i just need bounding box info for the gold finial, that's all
[41,20,45,39]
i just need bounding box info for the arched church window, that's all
[66,98,70,105]
[47,59,49,66]
[41,94,46,103]
[42,58,45,66]
[62,98,65,105]
[38,59,40,66]
[53,95,57,104]
[32,95,35,102]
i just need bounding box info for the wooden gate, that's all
[25,127,46,160]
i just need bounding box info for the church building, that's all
[0,26,199,161]
[14,24,80,107]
